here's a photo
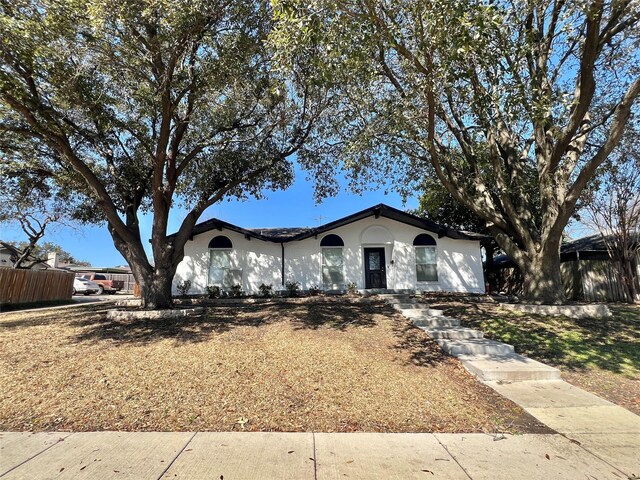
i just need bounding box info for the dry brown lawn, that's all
[0,297,547,433]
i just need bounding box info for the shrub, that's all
[230,284,244,298]
[259,283,274,298]
[176,280,192,297]
[346,282,358,296]
[308,285,321,296]
[206,285,221,299]
[285,281,301,297]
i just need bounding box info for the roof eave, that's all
[289,204,485,241]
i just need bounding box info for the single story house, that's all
[172,204,487,295]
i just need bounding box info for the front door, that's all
[364,248,387,289]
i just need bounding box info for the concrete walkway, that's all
[486,379,640,477]
[385,294,561,381]
[1,430,637,480]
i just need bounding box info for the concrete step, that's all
[423,326,484,340]
[391,302,432,309]
[412,316,461,327]
[380,297,412,303]
[376,290,413,297]
[398,308,445,317]
[437,338,514,356]
[458,353,562,381]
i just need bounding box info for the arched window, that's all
[209,236,232,286]
[321,234,344,288]
[320,234,344,247]
[414,234,438,282]
[208,236,232,249]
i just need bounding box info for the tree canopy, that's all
[412,177,487,234]
[1,0,328,306]
[271,0,640,303]
[0,140,92,268]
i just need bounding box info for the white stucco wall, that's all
[174,229,281,295]
[174,215,485,294]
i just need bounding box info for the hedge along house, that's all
[172,204,487,295]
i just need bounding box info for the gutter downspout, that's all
[281,242,285,287]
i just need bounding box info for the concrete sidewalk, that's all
[486,379,640,477]
[1,379,638,479]
[1,430,636,479]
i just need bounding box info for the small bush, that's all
[285,281,301,297]
[346,282,358,296]
[308,285,321,296]
[230,284,244,298]
[176,280,192,297]
[259,283,274,298]
[206,285,221,299]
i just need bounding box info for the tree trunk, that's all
[620,257,638,304]
[136,268,176,309]
[520,250,566,304]
[110,229,182,310]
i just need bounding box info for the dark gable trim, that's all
[288,204,486,241]
[175,218,278,243]
[169,203,487,243]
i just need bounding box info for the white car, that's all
[73,277,100,295]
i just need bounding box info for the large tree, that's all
[272,0,640,303]
[412,177,488,234]
[1,0,326,308]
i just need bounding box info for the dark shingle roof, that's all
[169,203,488,243]
[246,227,312,241]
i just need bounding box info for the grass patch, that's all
[427,296,640,414]
[0,298,547,433]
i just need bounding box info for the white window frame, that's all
[415,245,438,282]
[208,248,232,287]
[322,246,344,289]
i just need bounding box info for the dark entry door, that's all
[364,248,387,289]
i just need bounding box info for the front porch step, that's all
[424,326,484,340]
[374,290,414,297]
[391,302,432,309]
[437,338,514,356]
[398,308,445,317]
[386,298,560,382]
[412,316,461,327]
[458,353,561,381]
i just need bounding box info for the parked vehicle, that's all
[80,273,125,294]
[73,277,100,295]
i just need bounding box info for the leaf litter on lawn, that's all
[0,298,550,432]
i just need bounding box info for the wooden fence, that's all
[495,254,639,302]
[0,269,74,306]
[562,258,635,302]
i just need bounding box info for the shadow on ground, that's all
[0,297,452,369]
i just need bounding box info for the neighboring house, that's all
[492,234,640,302]
[0,241,50,270]
[173,204,487,295]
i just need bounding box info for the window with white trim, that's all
[321,234,344,288]
[414,234,438,282]
[208,236,233,287]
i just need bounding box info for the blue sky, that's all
[0,163,419,267]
